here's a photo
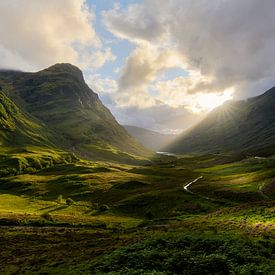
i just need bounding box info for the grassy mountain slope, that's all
[0,83,79,177]
[124,125,176,151]
[167,87,275,155]
[0,90,55,148]
[0,64,149,161]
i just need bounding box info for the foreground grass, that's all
[0,220,274,274]
[85,233,274,274]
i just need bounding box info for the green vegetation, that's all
[0,146,77,177]
[0,64,274,274]
[87,234,274,274]
[167,86,275,155]
[0,152,274,274]
[0,91,54,148]
[193,157,275,202]
[0,64,150,162]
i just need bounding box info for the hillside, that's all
[124,125,176,151]
[167,87,275,155]
[0,90,55,148]
[0,64,149,161]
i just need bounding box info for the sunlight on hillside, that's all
[190,89,234,113]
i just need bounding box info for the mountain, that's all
[0,63,149,161]
[0,90,55,148]
[167,87,275,155]
[124,125,176,151]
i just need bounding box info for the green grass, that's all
[191,157,275,202]
[0,152,274,274]
[84,233,274,275]
[0,146,77,177]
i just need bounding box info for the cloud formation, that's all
[1,1,274,133]
[119,44,183,90]
[104,0,275,101]
[111,102,203,134]
[0,0,114,71]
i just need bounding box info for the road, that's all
[183,176,214,200]
[183,176,203,194]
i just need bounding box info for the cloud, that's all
[86,72,203,133]
[102,2,167,44]
[90,48,116,69]
[109,43,191,111]
[111,102,203,134]
[104,0,275,100]
[2,1,274,133]
[86,74,118,94]
[118,44,184,90]
[0,0,114,71]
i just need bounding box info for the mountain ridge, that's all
[0,63,150,161]
[166,86,275,155]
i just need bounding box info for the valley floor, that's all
[0,152,274,274]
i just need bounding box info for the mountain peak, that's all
[45,63,80,72]
[0,64,149,161]
[42,63,84,80]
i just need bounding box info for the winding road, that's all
[183,176,214,200]
[183,176,203,194]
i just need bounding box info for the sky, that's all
[1,0,275,134]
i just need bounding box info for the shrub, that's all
[17,157,29,173]
[57,194,64,204]
[146,211,154,220]
[31,157,42,169]
[41,213,54,222]
[89,234,274,274]
[66,198,75,205]
[99,204,109,212]
[24,167,37,174]
[0,168,16,176]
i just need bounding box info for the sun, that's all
[192,89,234,113]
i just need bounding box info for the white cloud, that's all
[90,48,116,69]
[85,72,204,133]
[102,2,167,44]
[104,0,275,102]
[86,74,118,94]
[119,44,184,90]
[0,0,115,71]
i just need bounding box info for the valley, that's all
[1,1,275,274]
[0,151,274,274]
[0,63,274,274]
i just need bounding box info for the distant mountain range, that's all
[166,87,275,156]
[124,125,176,151]
[0,63,149,161]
